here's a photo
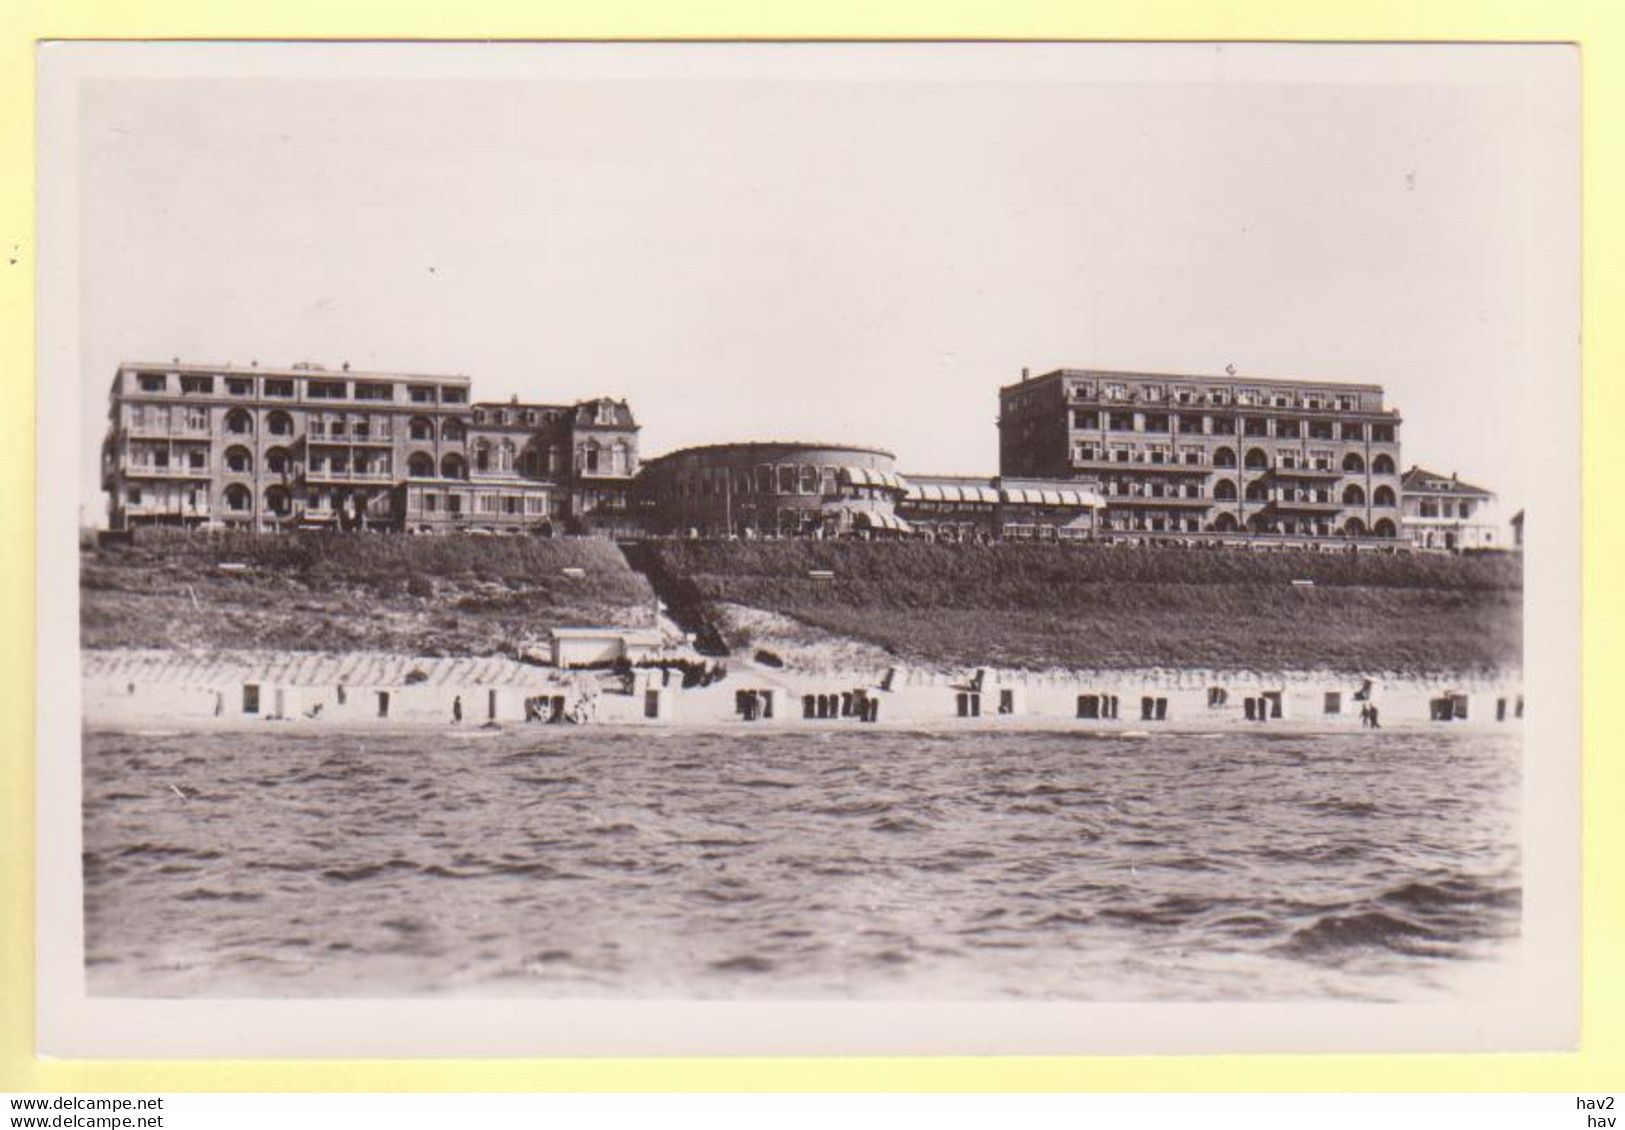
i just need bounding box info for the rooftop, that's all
[118,359,472,384]
[1402,465,1495,498]
[643,440,898,466]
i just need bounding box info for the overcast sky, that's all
[65,43,1577,523]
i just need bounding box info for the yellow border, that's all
[2,1,1617,1092]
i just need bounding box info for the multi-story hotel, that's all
[999,368,1404,541]
[101,361,638,534]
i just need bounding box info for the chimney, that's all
[342,361,350,372]
[1021,367,1030,382]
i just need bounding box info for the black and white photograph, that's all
[34,41,1580,1057]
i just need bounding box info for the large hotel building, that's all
[104,357,1499,551]
[999,368,1404,540]
[101,361,639,534]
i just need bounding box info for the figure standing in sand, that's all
[452,695,463,724]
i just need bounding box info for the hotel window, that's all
[1072,410,1097,430]
[1176,414,1203,434]
[263,379,294,398]
[1144,414,1169,433]
[503,496,522,515]
[478,495,500,514]
[308,380,347,399]
[1103,383,1127,401]
[1110,445,1133,463]
[188,450,206,470]
[820,467,838,495]
[777,465,798,494]
[1243,417,1268,437]
[180,375,214,395]
[409,385,437,404]
[1209,389,1231,405]
[354,382,393,402]
[1336,395,1358,411]
[1276,419,1301,439]
[1309,449,1335,470]
[1070,381,1094,399]
[1074,443,1099,462]
[127,486,142,504]
[424,493,439,513]
[136,372,166,392]
[1146,444,1171,464]
[225,377,253,396]
[1180,446,1204,465]
[185,406,207,430]
[1270,393,1291,408]
[1174,386,1198,404]
[526,495,547,515]
[1236,389,1260,406]
[1309,420,1334,440]
[1340,422,1364,441]
[1210,415,1235,435]
[1108,412,1135,432]
[1371,424,1395,442]
[1142,385,1163,402]
[447,495,462,515]
[442,388,468,404]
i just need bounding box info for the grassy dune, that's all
[81,530,655,655]
[643,541,1523,674]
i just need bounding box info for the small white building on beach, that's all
[548,627,669,668]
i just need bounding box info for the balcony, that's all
[1072,457,1209,474]
[304,467,396,483]
[126,422,213,439]
[1266,465,1342,481]
[1261,497,1342,514]
[306,432,395,447]
[119,462,212,480]
[1104,494,1211,509]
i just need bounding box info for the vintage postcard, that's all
[34,40,1580,1057]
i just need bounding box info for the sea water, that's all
[81,727,1520,1000]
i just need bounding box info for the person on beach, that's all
[1359,703,1372,728]
[1369,704,1381,729]
[452,695,463,724]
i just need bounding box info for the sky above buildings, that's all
[64,43,1577,524]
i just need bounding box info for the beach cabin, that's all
[548,627,666,669]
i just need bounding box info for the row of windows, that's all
[415,492,551,516]
[1102,478,1395,504]
[1099,512,1401,537]
[1074,444,1399,474]
[663,464,853,500]
[1063,381,1367,411]
[1417,499,1478,519]
[132,372,468,404]
[1069,410,1395,442]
